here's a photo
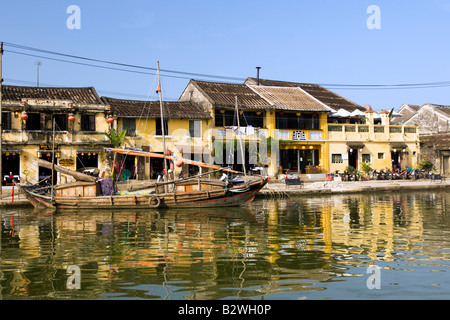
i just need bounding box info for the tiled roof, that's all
[1,85,103,105]
[190,80,272,110]
[245,77,365,112]
[430,104,450,118]
[102,97,211,119]
[248,85,330,112]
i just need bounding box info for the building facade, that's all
[102,96,212,180]
[1,85,111,185]
[394,103,450,175]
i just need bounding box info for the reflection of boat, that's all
[16,156,269,211]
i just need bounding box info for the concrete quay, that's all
[258,177,450,197]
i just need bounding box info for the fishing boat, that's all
[15,155,269,210]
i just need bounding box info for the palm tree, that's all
[105,127,127,178]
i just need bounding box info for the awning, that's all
[346,142,365,149]
[2,148,22,154]
[389,142,408,150]
[77,148,104,153]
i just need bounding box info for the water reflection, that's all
[1,191,449,300]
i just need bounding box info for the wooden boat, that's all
[15,156,269,211]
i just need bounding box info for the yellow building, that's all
[179,78,419,178]
[1,85,111,185]
[101,96,212,180]
[327,110,419,173]
[179,79,332,177]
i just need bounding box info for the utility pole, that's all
[0,42,3,198]
[36,61,41,87]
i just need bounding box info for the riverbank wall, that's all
[257,178,450,198]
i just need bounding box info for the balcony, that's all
[213,127,267,139]
[276,129,322,141]
[327,124,418,142]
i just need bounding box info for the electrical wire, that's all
[2,42,246,82]
[3,41,450,90]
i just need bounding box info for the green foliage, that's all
[105,127,127,178]
[418,159,435,172]
[345,165,356,173]
[105,127,127,148]
[361,162,372,175]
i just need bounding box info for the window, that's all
[362,154,372,163]
[123,118,136,137]
[54,114,68,131]
[214,110,224,127]
[155,118,169,136]
[378,152,384,160]
[215,110,264,128]
[332,154,343,164]
[26,113,42,130]
[2,112,11,130]
[189,120,201,137]
[276,112,320,130]
[81,114,96,131]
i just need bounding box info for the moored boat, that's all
[15,157,269,211]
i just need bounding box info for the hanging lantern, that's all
[20,111,28,120]
[68,113,75,122]
[164,149,172,156]
[175,161,183,168]
[107,115,114,124]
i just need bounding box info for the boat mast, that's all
[235,96,246,176]
[0,42,3,198]
[51,116,56,203]
[157,61,168,184]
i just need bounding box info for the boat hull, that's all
[16,177,269,210]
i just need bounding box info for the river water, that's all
[0,190,449,300]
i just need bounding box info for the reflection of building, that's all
[1,85,110,184]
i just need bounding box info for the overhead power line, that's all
[3,41,450,90]
[2,42,246,82]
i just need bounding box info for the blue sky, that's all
[1,0,450,110]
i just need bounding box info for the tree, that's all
[418,159,435,172]
[105,127,127,178]
[360,161,373,180]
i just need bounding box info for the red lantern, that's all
[175,161,183,168]
[164,150,172,156]
[68,113,75,122]
[20,111,28,121]
[107,115,114,124]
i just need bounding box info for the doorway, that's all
[2,152,20,185]
[348,149,358,170]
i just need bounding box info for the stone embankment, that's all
[258,178,450,198]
